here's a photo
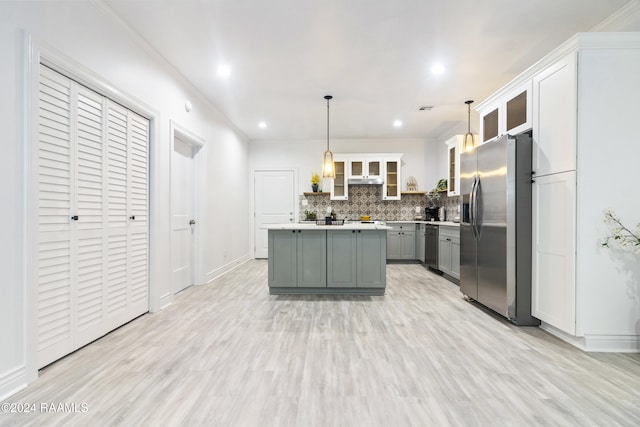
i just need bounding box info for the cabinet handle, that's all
[292,230,296,233]
[298,230,302,233]
[70,215,79,221]
[129,215,136,220]
[352,230,356,233]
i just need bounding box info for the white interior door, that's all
[171,137,197,293]
[254,170,295,258]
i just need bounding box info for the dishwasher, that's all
[425,224,439,271]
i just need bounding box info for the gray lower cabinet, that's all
[327,230,386,288]
[268,229,326,287]
[417,224,426,263]
[387,223,416,260]
[438,226,460,280]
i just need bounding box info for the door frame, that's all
[251,168,298,258]
[24,35,161,386]
[169,121,205,291]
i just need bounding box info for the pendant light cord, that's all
[325,95,332,150]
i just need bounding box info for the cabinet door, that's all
[350,159,365,178]
[366,160,381,177]
[417,225,426,263]
[532,171,576,334]
[383,159,401,200]
[480,99,501,143]
[438,236,452,276]
[297,230,327,287]
[326,230,357,288]
[450,237,460,279]
[268,230,298,287]
[401,230,416,260]
[448,144,457,195]
[357,230,386,288]
[505,81,532,136]
[350,158,381,179]
[330,159,348,200]
[386,231,402,259]
[532,51,577,176]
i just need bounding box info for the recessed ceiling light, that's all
[431,64,445,75]
[393,120,403,128]
[217,64,231,78]
[258,121,267,129]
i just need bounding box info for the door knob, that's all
[189,219,196,225]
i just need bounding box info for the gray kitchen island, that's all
[265,223,391,295]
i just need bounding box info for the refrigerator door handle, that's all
[472,176,480,238]
[470,175,478,239]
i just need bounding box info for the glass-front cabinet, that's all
[330,156,348,200]
[478,81,532,143]
[326,153,402,200]
[349,159,381,179]
[382,157,401,200]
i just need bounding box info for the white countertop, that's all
[263,223,392,230]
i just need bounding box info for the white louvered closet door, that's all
[37,65,74,367]
[37,65,149,368]
[74,84,106,349]
[105,101,149,331]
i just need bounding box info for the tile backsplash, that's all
[301,185,460,221]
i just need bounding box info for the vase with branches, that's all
[602,209,640,254]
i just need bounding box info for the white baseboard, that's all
[158,292,174,310]
[206,254,250,284]
[540,322,640,352]
[0,365,28,402]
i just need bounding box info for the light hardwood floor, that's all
[2,260,640,426]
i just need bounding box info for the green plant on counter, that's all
[311,172,320,184]
[436,178,447,192]
[602,209,640,254]
[304,210,317,220]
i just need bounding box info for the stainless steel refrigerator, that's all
[460,133,539,325]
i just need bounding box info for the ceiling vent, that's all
[418,105,434,111]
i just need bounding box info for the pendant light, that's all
[322,95,335,178]
[463,100,475,152]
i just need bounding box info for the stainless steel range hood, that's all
[348,177,384,185]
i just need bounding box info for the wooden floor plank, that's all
[2,260,640,426]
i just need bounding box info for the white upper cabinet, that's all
[532,51,577,177]
[382,156,402,200]
[349,158,381,179]
[443,135,464,196]
[478,81,532,143]
[329,153,402,200]
[329,155,348,200]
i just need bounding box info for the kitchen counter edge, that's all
[263,223,392,230]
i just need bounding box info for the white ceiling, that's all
[103,0,629,141]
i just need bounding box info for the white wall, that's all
[0,1,249,399]
[576,45,640,344]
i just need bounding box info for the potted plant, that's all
[304,210,317,221]
[311,172,320,192]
